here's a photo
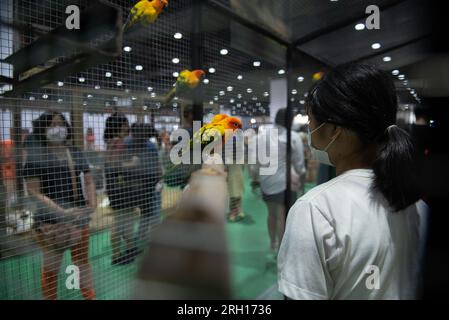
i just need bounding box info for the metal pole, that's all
[285,45,294,213]
[191,0,204,126]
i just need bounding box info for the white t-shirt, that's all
[278,169,425,300]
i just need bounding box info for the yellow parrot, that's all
[124,0,168,32]
[162,115,242,179]
[164,69,206,105]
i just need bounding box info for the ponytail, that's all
[372,125,420,211]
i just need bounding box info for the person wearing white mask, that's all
[23,111,97,300]
[278,63,426,300]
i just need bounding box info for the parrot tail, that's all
[163,87,177,105]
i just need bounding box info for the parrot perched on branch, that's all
[162,114,243,180]
[124,0,168,33]
[164,69,206,105]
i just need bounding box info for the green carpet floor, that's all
[0,170,313,300]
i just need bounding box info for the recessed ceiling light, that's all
[87,94,93,98]
[173,72,179,77]
[300,100,305,105]
[398,75,405,80]
[209,101,214,105]
[230,99,235,103]
[123,46,132,52]
[147,87,153,92]
[237,75,243,80]
[57,81,64,87]
[371,43,381,50]
[135,65,143,71]
[264,92,269,97]
[94,85,100,90]
[392,70,400,76]
[203,79,209,84]
[131,96,137,101]
[42,94,48,99]
[297,76,304,82]
[208,68,216,73]
[220,49,228,55]
[174,33,183,39]
[105,72,112,77]
[247,88,253,93]
[253,61,261,67]
[227,86,233,92]
[278,69,286,75]
[29,96,35,101]
[237,94,242,99]
[57,98,63,103]
[78,77,85,83]
[219,91,225,96]
[292,89,298,95]
[151,92,156,98]
[355,23,365,31]
[172,58,180,64]
[383,56,392,62]
[116,81,123,86]
[214,96,219,101]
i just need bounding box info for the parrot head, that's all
[154,0,168,10]
[192,69,206,79]
[225,117,243,131]
[211,114,229,123]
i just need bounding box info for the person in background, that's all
[127,123,162,244]
[252,109,306,253]
[85,127,95,151]
[23,111,96,300]
[104,113,138,265]
[278,63,424,300]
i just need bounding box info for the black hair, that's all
[32,111,73,145]
[306,63,419,211]
[104,112,129,142]
[275,108,287,127]
[129,123,154,149]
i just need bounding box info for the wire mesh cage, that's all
[0,0,323,300]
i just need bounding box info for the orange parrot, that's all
[163,69,206,105]
[124,0,168,32]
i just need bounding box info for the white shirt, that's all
[250,125,305,195]
[278,169,425,300]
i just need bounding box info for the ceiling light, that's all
[253,61,261,67]
[42,94,48,99]
[237,75,243,80]
[300,100,305,105]
[173,72,179,77]
[278,69,286,75]
[57,81,64,87]
[220,49,228,55]
[57,98,63,103]
[371,43,381,50]
[78,77,85,83]
[29,96,35,101]
[116,81,122,86]
[94,85,100,90]
[172,58,180,64]
[123,46,132,52]
[392,70,400,76]
[383,56,392,62]
[247,88,253,93]
[147,87,153,92]
[203,79,209,84]
[355,23,365,31]
[87,94,93,98]
[219,91,225,96]
[135,65,143,71]
[297,76,304,82]
[208,68,216,73]
[227,86,233,92]
[292,89,298,95]
[264,92,269,97]
[151,92,156,98]
[105,72,112,78]
[174,33,183,39]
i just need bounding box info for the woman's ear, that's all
[330,125,342,140]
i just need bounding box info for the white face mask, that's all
[307,122,339,167]
[46,126,68,143]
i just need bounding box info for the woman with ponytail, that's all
[278,63,424,300]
